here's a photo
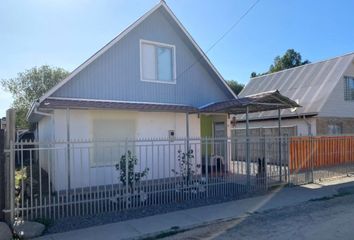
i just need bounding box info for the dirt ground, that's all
[162,193,354,240]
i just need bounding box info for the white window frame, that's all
[140,39,176,84]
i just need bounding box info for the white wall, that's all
[320,62,354,118]
[43,109,202,190]
[233,117,317,136]
[38,116,53,174]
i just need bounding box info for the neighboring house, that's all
[235,52,354,137]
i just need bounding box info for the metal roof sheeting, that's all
[39,99,198,112]
[239,52,354,120]
[38,90,299,115]
[199,90,300,114]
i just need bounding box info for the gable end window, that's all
[344,76,354,101]
[140,40,176,83]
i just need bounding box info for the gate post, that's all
[4,109,16,224]
[0,130,4,221]
[9,141,15,223]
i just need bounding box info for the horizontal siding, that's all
[52,7,233,108]
[320,62,354,118]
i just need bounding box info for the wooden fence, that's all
[289,136,354,173]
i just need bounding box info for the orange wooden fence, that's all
[289,136,354,173]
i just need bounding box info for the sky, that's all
[1,0,354,117]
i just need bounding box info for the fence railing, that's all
[4,136,288,221]
[6,135,354,222]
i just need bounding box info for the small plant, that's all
[172,149,205,194]
[115,150,149,193]
[172,149,200,185]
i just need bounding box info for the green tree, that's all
[251,49,310,77]
[226,80,244,95]
[1,65,69,128]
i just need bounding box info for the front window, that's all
[344,76,354,101]
[140,40,175,83]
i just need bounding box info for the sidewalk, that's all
[36,177,354,240]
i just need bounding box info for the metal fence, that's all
[4,136,289,221]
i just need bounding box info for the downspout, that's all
[293,108,312,136]
[32,102,55,141]
[302,115,312,136]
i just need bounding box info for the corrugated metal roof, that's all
[39,99,198,112]
[239,52,354,120]
[199,90,300,114]
[37,90,299,115]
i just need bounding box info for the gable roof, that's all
[238,52,354,120]
[36,1,236,106]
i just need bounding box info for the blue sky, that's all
[1,0,354,117]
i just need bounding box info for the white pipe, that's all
[33,102,53,117]
[34,108,52,117]
[302,115,312,136]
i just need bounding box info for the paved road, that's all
[163,193,354,240]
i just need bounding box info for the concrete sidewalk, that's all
[36,177,354,240]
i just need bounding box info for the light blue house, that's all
[26,1,297,190]
[28,1,237,145]
[24,1,240,189]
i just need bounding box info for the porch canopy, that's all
[197,90,300,114]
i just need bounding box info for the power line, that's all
[205,0,261,54]
[175,0,261,90]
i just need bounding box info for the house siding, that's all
[319,62,354,118]
[51,7,233,107]
[234,117,317,136]
[316,117,354,135]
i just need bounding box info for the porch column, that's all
[246,106,250,188]
[185,112,191,184]
[66,108,71,190]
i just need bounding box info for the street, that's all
[163,192,354,240]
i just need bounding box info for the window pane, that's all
[157,46,173,81]
[141,43,156,80]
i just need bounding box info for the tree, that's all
[1,65,69,128]
[226,80,244,95]
[251,49,310,77]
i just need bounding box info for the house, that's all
[235,52,354,137]
[25,1,237,190]
[28,1,237,144]
[26,1,297,190]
